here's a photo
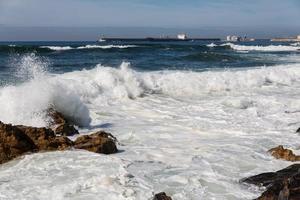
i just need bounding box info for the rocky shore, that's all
[242,164,300,200]
[3,109,300,199]
[0,109,118,164]
[0,109,173,199]
[0,121,118,164]
[240,128,300,199]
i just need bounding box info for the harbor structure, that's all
[226,35,255,42]
[226,35,239,42]
[271,35,300,42]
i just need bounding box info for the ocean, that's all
[0,40,300,200]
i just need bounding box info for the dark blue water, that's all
[0,40,299,85]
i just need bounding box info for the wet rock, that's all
[242,164,300,200]
[153,192,172,200]
[47,108,67,125]
[74,131,118,154]
[47,108,79,136]
[53,123,79,137]
[16,125,73,151]
[0,121,118,164]
[0,121,37,164]
[268,145,300,162]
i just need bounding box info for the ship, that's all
[97,33,220,42]
[177,34,188,40]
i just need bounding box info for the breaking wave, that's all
[222,43,300,52]
[41,46,73,51]
[206,43,217,47]
[1,52,300,127]
[291,42,300,47]
[0,54,91,127]
[41,45,138,51]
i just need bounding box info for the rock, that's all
[0,121,118,164]
[47,108,79,136]
[268,145,300,162]
[153,192,172,200]
[242,164,300,200]
[74,131,118,154]
[47,108,67,125]
[296,127,300,133]
[0,121,37,164]
[53,123,79,137]
[16,125,73,151]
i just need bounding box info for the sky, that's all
[0,0,300,40]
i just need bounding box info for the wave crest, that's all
[41,45,138,51]
[222,43,300,52]
[1,57,300,126]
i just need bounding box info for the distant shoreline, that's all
[99,37,221,42]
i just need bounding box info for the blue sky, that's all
[0,0,299,40]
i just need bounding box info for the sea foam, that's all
[222,43,300,52]
[0,54,91,127]
[1,54,300,126]
[1,54,300,199]
[41,45,137,51]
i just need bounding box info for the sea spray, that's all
[2,57,300,127]
[0,53,91,127]
[14,53,48,81]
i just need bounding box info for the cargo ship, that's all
[97,34,220,42]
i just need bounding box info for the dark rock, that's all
[0,121,37,164]
[47,108,79,136]
[74,131,118,154]
[268,145,300,162]
[296,127,300,133]
[242,164,300,200]
[0,121,118,164]
[53,123,79,137]
[153,192,172,200]
[47,108,67,125]
[16,125,73,151]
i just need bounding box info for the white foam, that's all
[0,151,153,200]
[41,45,137,51]
[1,58,300,127]
[41,46,73,51]
[76,45,137,49]
[0,54,91,127]
[1,58,300,199]
[222,43,300,52]
[206,43,217,47]
[291,42,300,46]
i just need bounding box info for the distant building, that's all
[177,34,187,40]
[271,35,300,42]
[226,35,255,42]
[226,35,239,42]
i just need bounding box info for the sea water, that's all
[0,40,300,200]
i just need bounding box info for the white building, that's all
[177,34,187,40]
[226,35,240,42]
